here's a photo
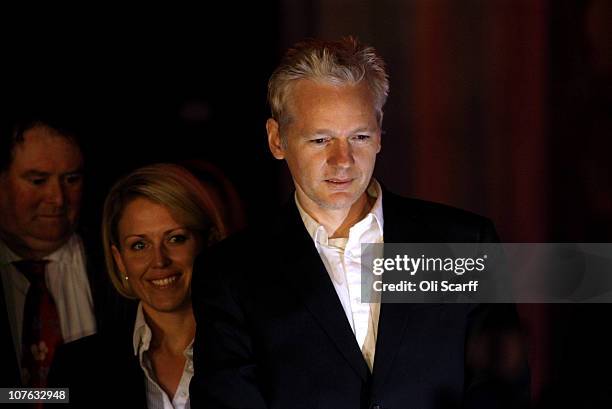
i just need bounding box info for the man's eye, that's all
[130,241,146,251]
[310,138,328,145]
[169,234,188,244]
[354,134,370,141]
[30,178,47,186]
[65,174,83,185]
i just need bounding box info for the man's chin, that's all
[317,192,360,210]
[23,233,73,256]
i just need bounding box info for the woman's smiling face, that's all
[112,197,200,315]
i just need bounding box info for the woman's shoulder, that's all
[52,334,102,376]
[57,332,129,358]
[59,333,102,353]
[50,331,135,383]
[49,332,145,408]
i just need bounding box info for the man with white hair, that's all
[191,37,529,409]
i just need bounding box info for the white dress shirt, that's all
[133,303,193,409]
[0,234,97,380]
[296,180,384,370]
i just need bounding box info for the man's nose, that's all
[45,179,66,207]
[327,139,354,167]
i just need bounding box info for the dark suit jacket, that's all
[47,331,146,409]
[0,231,135,388]
[190,189,529,409]
[0,274,21,387]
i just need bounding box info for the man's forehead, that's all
[10,128,83,173]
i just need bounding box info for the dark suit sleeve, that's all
[190,244,268,409]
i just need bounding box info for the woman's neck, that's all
[142,304,195,355]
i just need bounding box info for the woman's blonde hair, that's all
[101,163,227,298]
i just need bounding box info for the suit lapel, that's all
[275,202,370,382]
[104,332,148,408]
[371,190,440,391]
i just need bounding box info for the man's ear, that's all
[266,118,285,160]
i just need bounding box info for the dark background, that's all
[3,1,611,406]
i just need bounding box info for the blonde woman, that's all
[49,163,227,409]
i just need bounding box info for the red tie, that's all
[13,260,63,388]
